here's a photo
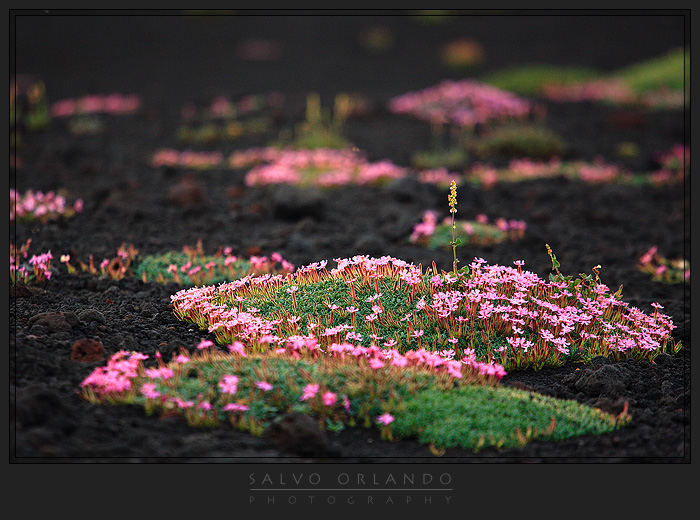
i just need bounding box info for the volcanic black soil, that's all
[10,12,690,462]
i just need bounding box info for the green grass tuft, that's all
[482,64,601,96]
[616,48,689,93]
[393,385,625,451]
[471,124,566,160]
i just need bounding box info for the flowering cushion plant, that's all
[649,145,689,185]
[638,246,689,285]
[409,210,527,249]
[483,49,686,110]
[389,80,531,128]
[466,156,684,188]
[481,65,601,97]
[60,242,294,287]
[171,254,680,372]
[180,92,284,122]
[80,343,629,452]
[151,149,226,170]
[10,239,53,284]
[10,188,83,223]
[50,93,141,118]
[235,147,407,187]
[176,118,273,144]
[469,124,566,160]
[176,93,283,144]
[133,245,294,286]
[541,48,687,109]
[153,145,460,188]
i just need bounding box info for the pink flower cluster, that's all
[650,144,689,185]
[80,351,149,395]
[181,92,284,120]
[542,81,683,109]
[10,240,54,284]
[507,157,563,179]
[570,159,621,183]
[389,80,531,128]
[51,93,140,117]
[171,255,679,370]
[10,188,83,222]
[638,246,689,284]
[417,167,459,186]
[271,335,506,382]
[409,210,527,245]
[152,145,463,187]
[657,144,689,170]
[239,148,407,187]
[410,210,440,242]
[641,88,684,109]
[468,157,630,187]
[376,413,395,426]
[541,80,636,104]
[151,149,225,169]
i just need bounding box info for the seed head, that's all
[448,180,458,214]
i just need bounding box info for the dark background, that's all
[13,12,686,109]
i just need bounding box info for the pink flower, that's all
[376,413,394,425]
[227,341,247,356]
[300,383,319,401]
[144,367,174,380]
[255,381,273,392]
[391,356,408,368]
[368,358,385,370]
[640,246,658,265]
[140,382,160,399]
[322,391,337,406]
[218,375,239,395]
[51,99,76,117]
[196,339,214,350]
[223,403,249,413]
[174,354,190,364]
[174,398,194,409]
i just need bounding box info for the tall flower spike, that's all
[448,180,458,214]
[448,180,459,272]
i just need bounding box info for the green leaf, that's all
[551,256,560,271]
